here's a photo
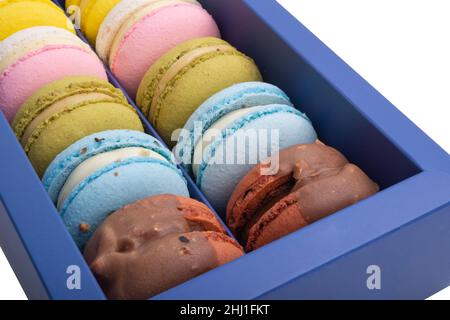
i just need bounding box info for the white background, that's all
[0,0,449,300]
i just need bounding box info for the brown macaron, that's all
[84,194,243,300]
[227,141,379,252]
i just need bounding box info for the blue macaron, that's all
[175,82,318,214]
[43,130,189,248]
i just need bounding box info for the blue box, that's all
[0,0,449,300]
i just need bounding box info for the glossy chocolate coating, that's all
[85,195,243,299]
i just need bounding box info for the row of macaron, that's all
[1,0,380,253]
[0,0,258,132]
[40,128,246,300]
[0,1,248,299]
[0,0,263,156]
[69,0,266,146]
[1,22,310,215]
[39,126,379,299]
[0,2,302,241]
[7,70,320,249]
[0,0,381,299]
[66,0,265,145]
[0,0,312,213]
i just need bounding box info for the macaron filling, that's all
[192,105,267,177]
[57,147,168,210]
[149,44,235,119]
[20,92,114,145]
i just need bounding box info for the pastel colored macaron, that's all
[0,0,75,40]
[43,131,190,248]
[227,142,380,251]
[96,0,219,98]
[174,82,318,213]
[12,76,143,177]
[77,0,122,45]
[84,194,243,299]
[0,26,107,122]
[137,37,263,145]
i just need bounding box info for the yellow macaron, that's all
[78,0,121,45]
[0,0,75,41]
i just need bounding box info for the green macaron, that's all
[136,37,262,145]
[12,76,144,176]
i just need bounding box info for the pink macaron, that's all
[0,27,107,122]
[96,0,220,98]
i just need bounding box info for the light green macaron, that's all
[12,76,144,176]
[136,37,262,145]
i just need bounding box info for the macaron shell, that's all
[198,106,317,214]
[226,142,379,251]
[175,196,226,233]
[61,158,189,248]
[0,0,75,40]
[138,41,262,144]
[245,197,308,251]
[244,164,379,251]
[25,101,143,177]
[137,37,227,110]
[155,53,262,144]
[87,230,235,299]
[43,130,171,203]
[0,46,107,122]
[176,82,293,172]
[0,26,89,74]
[96,0,202,62]
[185,82,292,135]
[83,194,225,263]
[80,0,121,44]
[95,0,155,62]
[110,2,220,98]
[226,142,350,234]
[227,168,295,236]
[12,76,125,140]
[204,231,244,265]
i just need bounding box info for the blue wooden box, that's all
[0,0,449,300]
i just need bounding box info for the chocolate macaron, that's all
[84,194,243,299]
[227,141,379,251]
